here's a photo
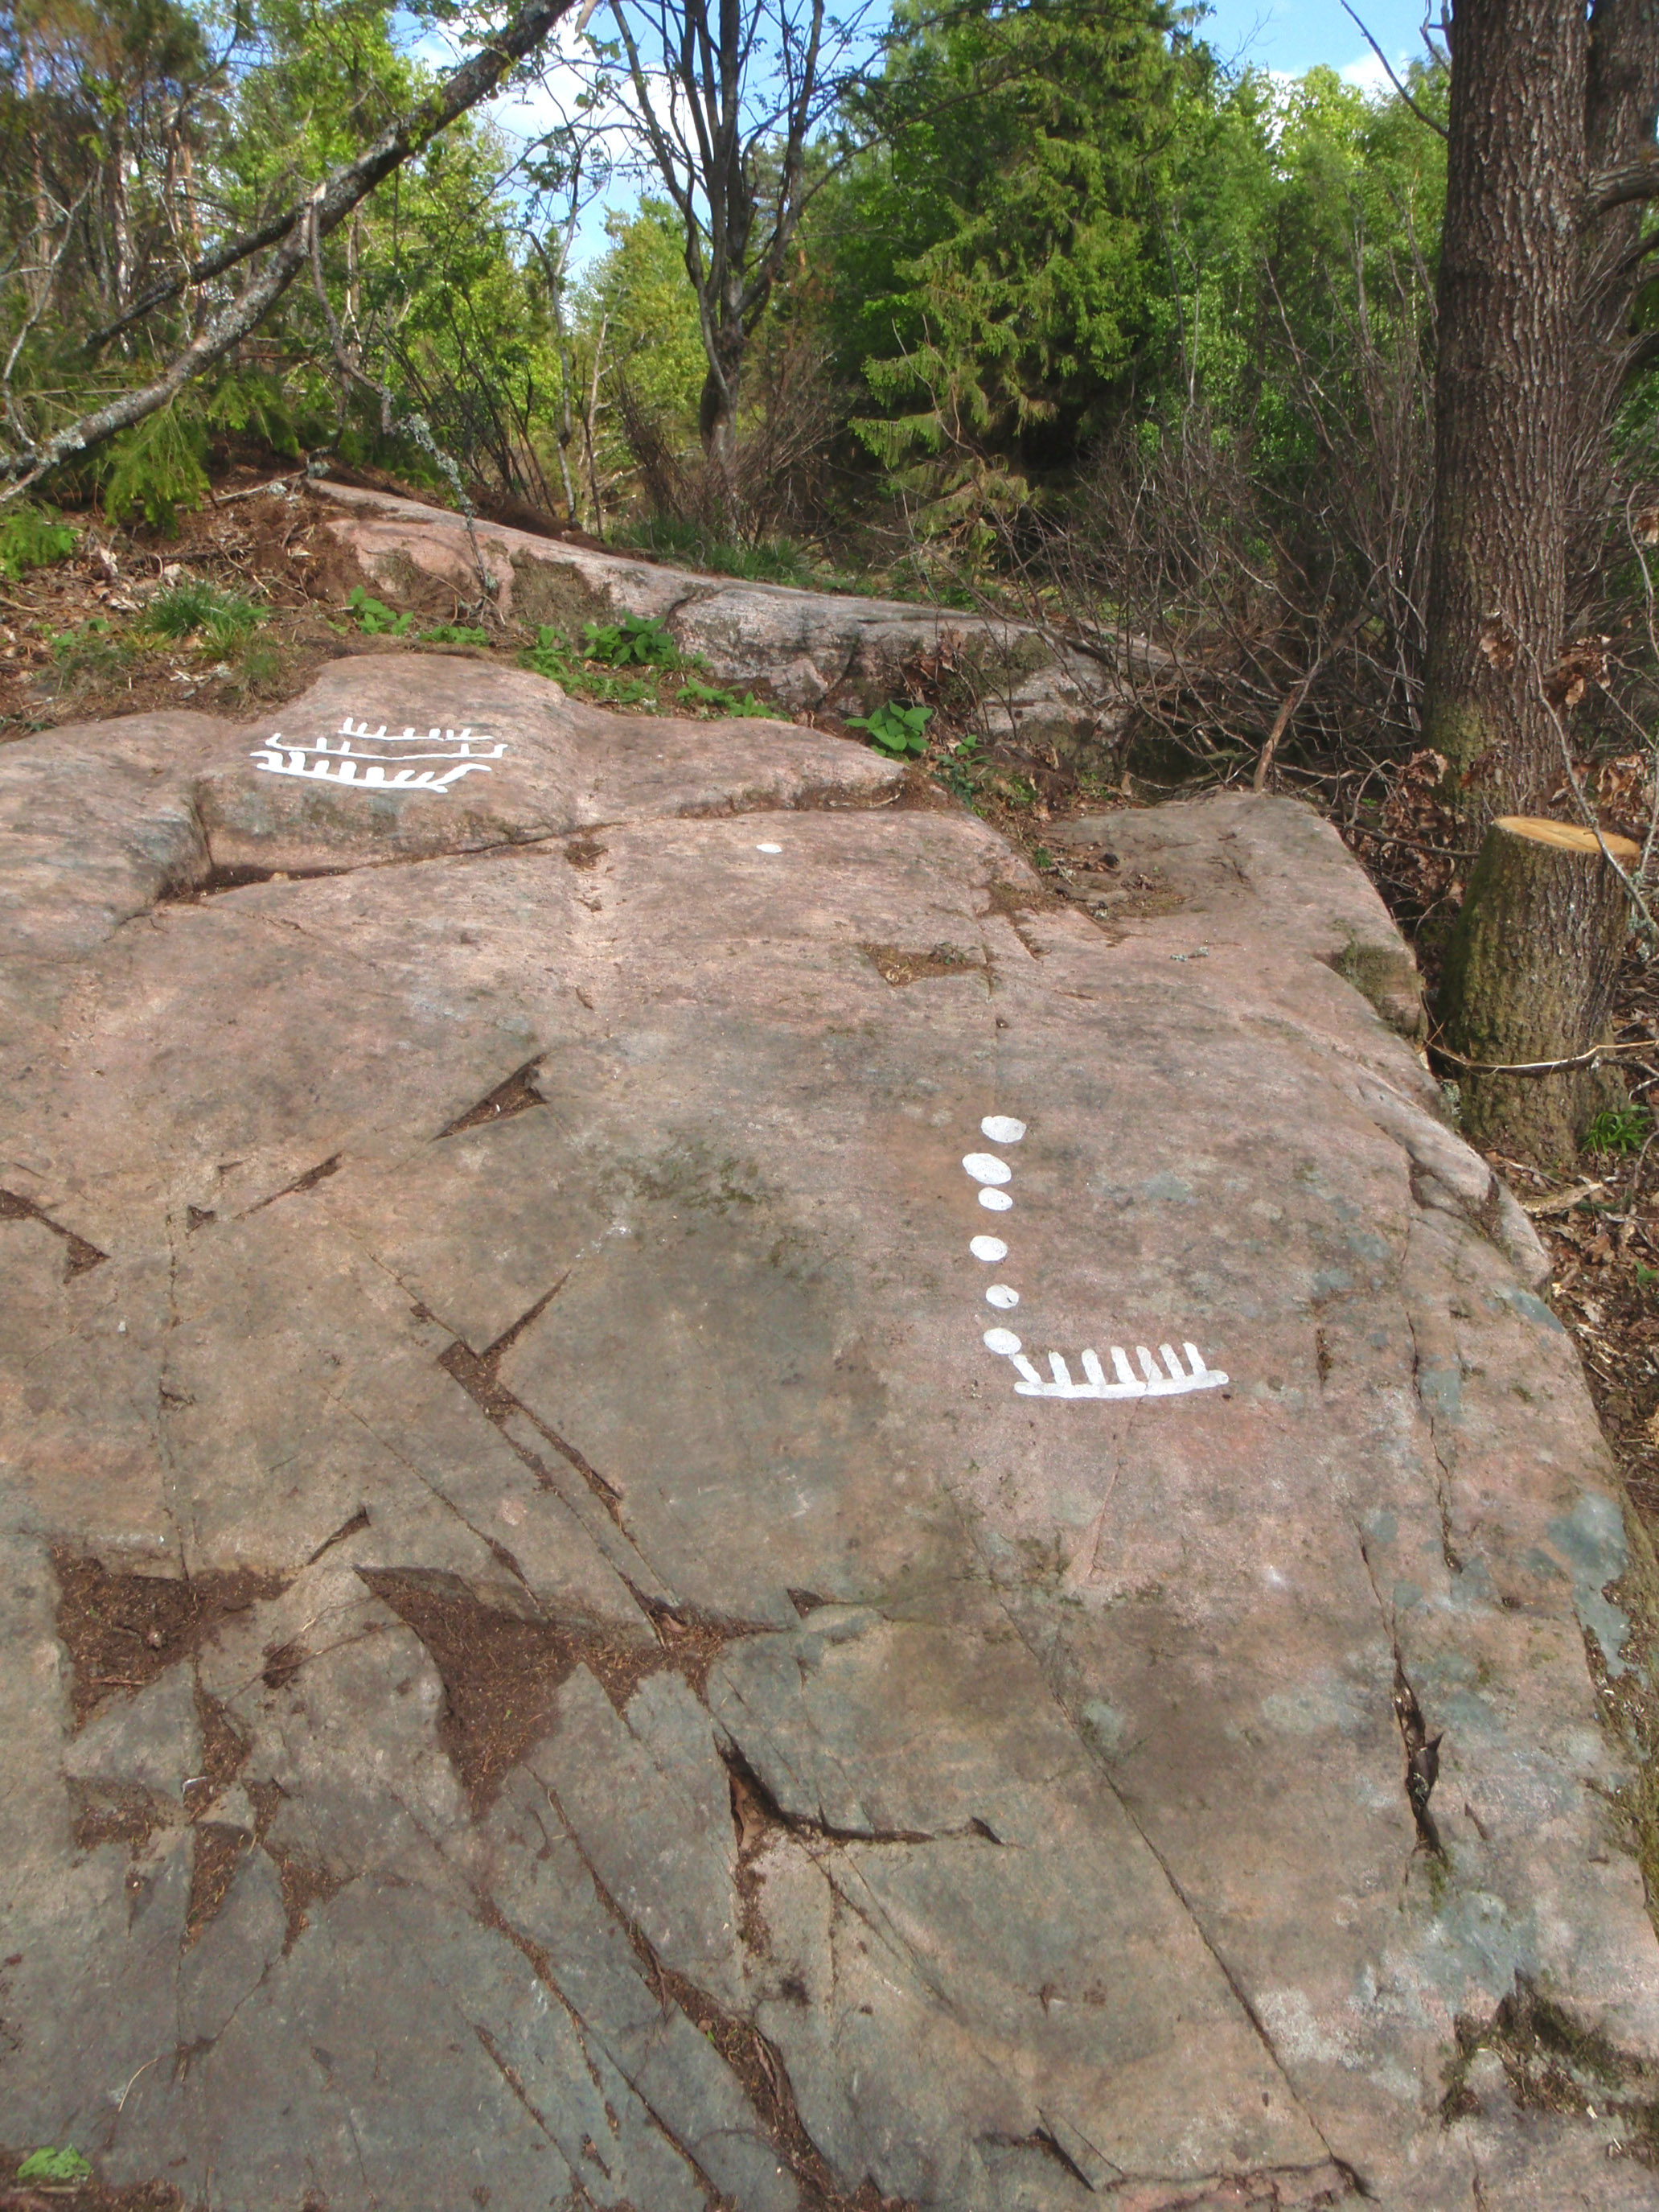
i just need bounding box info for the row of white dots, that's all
[963,1115,1025,1326]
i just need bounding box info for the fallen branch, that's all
[0,0,579,504]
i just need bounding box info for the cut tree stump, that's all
[1435,814,1641,1164]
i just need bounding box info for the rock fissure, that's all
[0,1186,107,1277]
[540,1781,914,2212]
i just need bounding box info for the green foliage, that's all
[146,578,261,647]
[101,405,211,532]
[581,612,685,669]
[50,617,130,683]
[346,586,416,637]
[420,623,491,645]
[611,516,825,587]
[201,371,304,458]
[1587,1104,1654,1157]
[0,506,77,581]
[17,2148,94,2185]
[676,680,771,718]
[520,625,580,682]
[846,700,934,757]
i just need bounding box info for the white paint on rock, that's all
[250,716,506,797]
[963,1153,1011,1185]
[970,1235,1008,1262]
[978,1188,1013,1212]
[985,1285,1020,1310]
[981,1115,1027,1144]
[988,1336,1229,1402]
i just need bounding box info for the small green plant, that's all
[346,586,416,637]
[1636,1263,1659,1289]
[676,680,771,718]
[940,733,983,803]
[420,622,490,646]
[17,2147,93,2185]
[146,577,261,649]
[847,700,934,758]
[50,615,129,685]
[581,611,684,669]
[520,624,579,682]
[0,505,76,581]
[1586,1103,1653,1156]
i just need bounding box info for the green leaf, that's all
[845,700,934,757]
[18,2148,94,2184]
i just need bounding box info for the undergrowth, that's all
[0,506,76,581]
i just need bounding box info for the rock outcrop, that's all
[311,477,1119,757]
[1,653,1656,2210]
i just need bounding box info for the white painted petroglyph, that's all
[989,1337,1229,1400]
[963,1152,1011,1185]
[966,1115,1229,1404]
[756,841,783,853]
[249,717,507,796]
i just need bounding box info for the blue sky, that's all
[1199,0,1433,85]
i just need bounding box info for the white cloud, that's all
[1340,47,1403,97]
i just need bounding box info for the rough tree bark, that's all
[1420,0,1586,820]
[1424,0,1659,1160]
[1435,817,1639,1162]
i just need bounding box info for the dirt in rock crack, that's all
[359,1569,670,1811]
[51,1552,287,1726]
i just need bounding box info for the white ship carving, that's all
[250,717,507,796]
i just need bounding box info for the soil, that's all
[0,2153,181,2211]
[51,1552,287,1727]
[356,1569,750,1811]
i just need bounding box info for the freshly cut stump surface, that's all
[2,660,1657,2210]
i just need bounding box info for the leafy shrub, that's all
[346,586,415,637]
[0,505,76,581]
[202,369,302,458]
[847,700,933,757]
[1586,1103,1653,1156]
[17,2148,93,2185]
[420,622,491,645]
[581,611,684,668]
[101,405,210,532]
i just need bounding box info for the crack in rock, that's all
[0,1186,108,1277]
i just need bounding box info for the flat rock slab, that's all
[1,659,1656,2211]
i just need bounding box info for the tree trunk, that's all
[1435,816,1638,1162]
[1421,0,1587,826]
